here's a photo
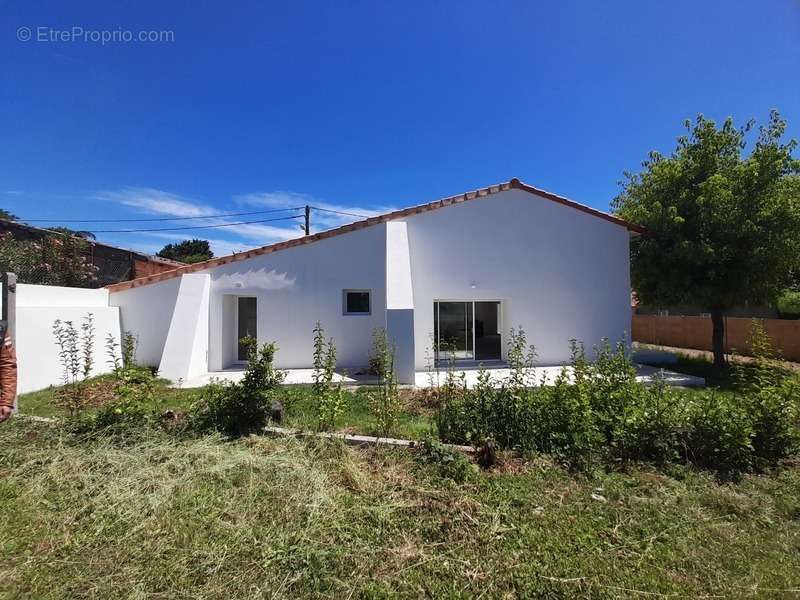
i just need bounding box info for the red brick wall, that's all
[133,259,180,278]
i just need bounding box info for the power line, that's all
[20,206,305,223]
[89,214,303,233]
[310,206,371,219]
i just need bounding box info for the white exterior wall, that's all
[106,187,632,381]
[16,284,121,394]
[207,224,387,371]
[404,189,631,368]
[109,277,181,367]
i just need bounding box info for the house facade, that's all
[107,179,642,384]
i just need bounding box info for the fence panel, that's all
[633,314,800,362]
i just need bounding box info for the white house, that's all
[106,179,643,384]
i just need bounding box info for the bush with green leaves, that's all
[777,289,800,318]
[747,377,800,464]
[610,376,686,465]
[105,330,139,373]
[436,327,800,475]
[414,436,476,483]
[311,322,347,430]
[188,337,285,437]
[733,321,800,464]
[67,328,156,433]
[87,367,157,432]
[367,328,402,436]
[0,231,98,287]
[52,313,95,418]
[685,392,754,476]
[532,373,601,467]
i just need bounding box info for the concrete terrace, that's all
[178,363,705,389]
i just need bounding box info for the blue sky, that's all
[2,1,798,256]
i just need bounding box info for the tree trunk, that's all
[710,307,726,368]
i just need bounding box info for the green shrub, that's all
[435,327,799,475]
[415,436,476,482]
[312,322,347,430]
[686,392,754,476]
[188,338,285,437]
[777,289,800,318]
[747,376,800,465]
[66,366,158,435]
[534,375,601,466]
[506,327,537,388]
[52,313,96,419]
[733,321,800,465]
[437,337,629,467]
[580,339,638,441]
[90,391,152,431]
[367,328,402,437]
[610,377,686,465]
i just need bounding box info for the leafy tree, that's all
[613,111,800,367]
[0,232,98,287]
[777,290,800,318]
[156,238,213,264]
[0,209,18,221]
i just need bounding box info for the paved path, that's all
[634,343,800,371]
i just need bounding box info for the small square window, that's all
[343,290,371,315]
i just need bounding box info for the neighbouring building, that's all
[0,219,183,286]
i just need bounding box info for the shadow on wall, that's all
[212,268,296,292]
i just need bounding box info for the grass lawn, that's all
[6,354,800,597]
[637,343,800,391]
[1,419,799,598]
[17,375,201,419]
[17,380,436,440]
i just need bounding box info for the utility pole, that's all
[304,205,310,236]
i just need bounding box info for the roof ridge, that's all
[106,179,643,292]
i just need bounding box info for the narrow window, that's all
[237,296,257,361]
[343,290,371,315]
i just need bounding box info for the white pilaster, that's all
[385,221,415,384]
[159,273,210,383]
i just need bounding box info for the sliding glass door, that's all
[434,301,473,360]
[434,301,501,363]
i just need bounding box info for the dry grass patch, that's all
[1,420,800,598]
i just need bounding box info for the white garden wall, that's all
[16,284,122,395]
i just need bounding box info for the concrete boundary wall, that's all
[633,315,800,362]
[16,284,121,394]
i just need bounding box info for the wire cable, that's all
[21,206,305,223]
[88,214,303,233]
[310,206,371,219]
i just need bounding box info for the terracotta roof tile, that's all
[106,179,644,293]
